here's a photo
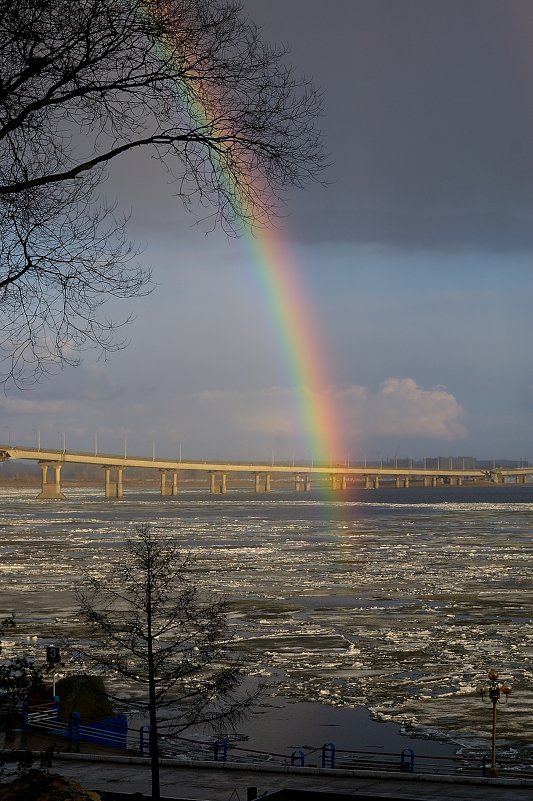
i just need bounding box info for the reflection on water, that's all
[0,484,532,765]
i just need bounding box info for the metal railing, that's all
[21,700,127,750]
[18,702,533,779]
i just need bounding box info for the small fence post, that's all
[68,712,81,753]
[291,750,305,766]
[21,701,30,734]
[53,696,60,720]
[214,737,229,762]
[321,742,336,768]
[400,748,414,773]
[140,725,151,757]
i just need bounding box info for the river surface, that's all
[0,483,532,766]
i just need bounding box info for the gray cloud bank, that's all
[247,0,533,250]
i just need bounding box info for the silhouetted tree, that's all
[75,523,259,801]
[0,616,46,775]
[0,0,324,387]
[0,617,43,718]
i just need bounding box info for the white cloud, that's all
[343,378,467,440]
[193,377,467,445]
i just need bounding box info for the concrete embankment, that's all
[35,753,533,801]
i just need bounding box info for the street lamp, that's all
[477,669,512,776]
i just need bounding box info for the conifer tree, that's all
[76,523,259,801]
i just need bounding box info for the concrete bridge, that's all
[0,445,531,500]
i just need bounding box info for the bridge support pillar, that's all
[209,472,216,494]
[220,473,227,494]
[330,475,339,490]
[516,474,526,484]
[373,476,380,489]
[403,476,409,488]
[102,466,123,498]
[37,462,65,500]
[254,473,261,493]
[264,474,271,492]
[395,476,401,488]
[171,471,179,496]
[341,475,347,490]
[423,476,430,487]
[304,476,311,491]
[365,475,373,489]
[431,476,438,487]
[160,470,167,497]
[294,475,302,492]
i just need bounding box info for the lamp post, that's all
[477,669,512,776]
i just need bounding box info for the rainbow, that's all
[143,2,344,466]
[244,229,343,466]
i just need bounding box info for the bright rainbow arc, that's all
[146,5,343,467]
[246,230,343,466]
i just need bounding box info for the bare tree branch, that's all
[0,0,325,388]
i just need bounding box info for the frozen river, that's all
[0,483,532,765]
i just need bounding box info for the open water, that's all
[0,483,532,765]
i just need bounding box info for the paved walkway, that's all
[50,753,533,801]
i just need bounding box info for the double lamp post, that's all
[477,669,512,775]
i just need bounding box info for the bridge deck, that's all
[0,445,500,477]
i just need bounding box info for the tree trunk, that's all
[147,581,160,799]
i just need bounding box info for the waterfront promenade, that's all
[45,753,533,800]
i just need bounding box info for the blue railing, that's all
[22,700,127,750]
[157,732,467,775]
[21,700,524,779]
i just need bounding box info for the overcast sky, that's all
[3,0,533,463]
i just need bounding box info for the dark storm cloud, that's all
[245,0,533,249]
